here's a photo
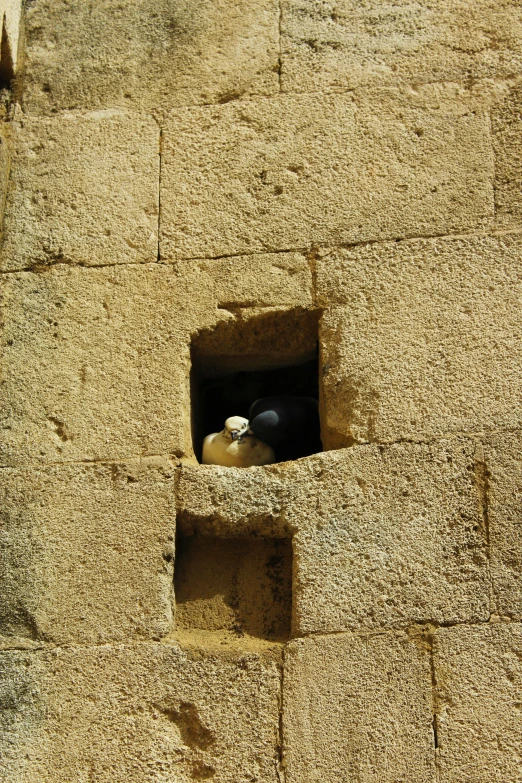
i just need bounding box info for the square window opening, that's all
[191,308,323,464]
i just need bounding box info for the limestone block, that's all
[161,92,494,259]
[0,641,282,782]
[0,122,10,223]
[318,233,522,447]
[0,111,159,272]
[22,0,279,116]
[492,81,522,230]
[434,622,522,782]
[0,0,22,78]
[283,631,435,782]
[178,441,490,634]
[177,463,291,538]
[0,254,311,466]
[0,264,186,465]
[484,432,522,619]
[291,441,489,634]
[280,0,522,94]
[183,252,313,311]
[0,458,176,645]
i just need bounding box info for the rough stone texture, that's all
[0,122,11,227]
[178,441,490,634]
[484,432,522,620]
[0,458,176,645]
[291,443,490,634]
[0,641,282,782]
[434,622,522,783]
[283,631,435,782]
[317,233,522,447]
[161,91,494,259]
[281,0,522,93]
[1,0,521,777]
[22,0,279,116]
[175,536,292,641]
[0,253,311,466]
[492,80,522,230]
[0,111,159,272]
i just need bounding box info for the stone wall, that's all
[1,1,522,781]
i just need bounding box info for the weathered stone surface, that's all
[0,254,311,466]
[161,92,493,259]
[483,432,522,619]
[178,441,490,634]
[0,111,159,272]
[0,0,520,775]
[0,458,176,645]
[177,462,290,538]
[175,536,292,641]
[292,442,489,634]
[281,0,522,93]
[0,641,282,782]
[434,622,522,782]
[22,0,279,116]
[492,81,522,230]
[0,264,186,465]
[283,631,435,782]
[0,123,10,225]
[317,233,522,447]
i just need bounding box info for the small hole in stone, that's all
[174,536,293,642]
[191,308,323,465]
[0,16,14,89]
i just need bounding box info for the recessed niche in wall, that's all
[191,308,323,463]
[174,536,292,642]
[0,17,15,88]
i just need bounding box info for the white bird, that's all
[202,416,275,468]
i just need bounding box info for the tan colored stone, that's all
[0,458,176,645]
[0,122,11,225]
[161,92,494,259]
[22,0,279,116]
[0,111,159,272]
[0,253,311,466]
[292,442,489,634]
[177,462,289,539]
[492,81,522,230]
[1,0,521,774]
[434,622,522,782]
[178,440,490,634]
[175,536,292,641]
[0,264,186,465]
[483,432,522,620]
[280,0,522,94]
[317,233,522,447]
[283,631,435,782]
[0,640,282,782]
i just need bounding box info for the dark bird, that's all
[248,396,321,462]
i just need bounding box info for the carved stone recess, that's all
[0,0,22,83]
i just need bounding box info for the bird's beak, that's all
[230,430,239,441]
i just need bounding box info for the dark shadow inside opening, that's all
[191,308,322,463]
[0,16,14,89]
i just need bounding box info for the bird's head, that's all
[223,416,250,442]
[248,410,281,446]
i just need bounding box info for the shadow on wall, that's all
[174,535,293,642]
[191,308,323,464]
